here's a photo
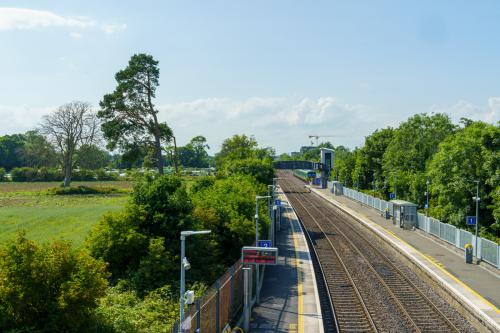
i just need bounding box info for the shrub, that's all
[96,169,119,181]
[95,285,178,332]
[86,209,149,281]
[10,167,37,182]
[10,167,63,182]
[87,175,196,292]
[49,185,120,195]
[0,234,109,332]
[72,169,96,181]
[0,167,6,182]
[37,167,63,181]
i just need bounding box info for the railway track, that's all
[278,171,467,332]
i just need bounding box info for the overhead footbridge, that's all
[273,160,315,170]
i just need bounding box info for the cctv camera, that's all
[183,257,191,271]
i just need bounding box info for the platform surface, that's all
[312,186,500,331]
[249,191,323,333]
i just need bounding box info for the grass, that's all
[0,181,132,248]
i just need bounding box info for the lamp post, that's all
[255,195,271,305]
[425,179,430,217]
[472,181,480,261]
[394,175,397,200]
[179,230,211,332]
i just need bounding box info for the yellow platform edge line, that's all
[329,192,500,315]
[291,221,304,333]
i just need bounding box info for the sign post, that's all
[243,266,251,332]
[242,246,279,265]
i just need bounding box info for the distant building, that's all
[300,146,316,154]
[291,151,301,157]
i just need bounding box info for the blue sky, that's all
[0,1,499,153]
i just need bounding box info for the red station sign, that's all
[242,246,278,265]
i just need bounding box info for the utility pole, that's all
[425,179,430,217]
[372,171,376,197]
[473,180,480,261]
[394,175,397,199]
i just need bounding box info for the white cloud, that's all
[2,97,497,154]
[0,8,94,30]
[101,23,127,34]
[0,104,55,134]
[0,7,126,35]
[158,97,387,153]
[430,98,500,124]
[69,32,82,39]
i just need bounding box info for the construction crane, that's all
[308,135,336,147]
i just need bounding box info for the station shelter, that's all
[390,200,418,230]
[330,181,343,196]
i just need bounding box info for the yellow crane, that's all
[308,135,336,147]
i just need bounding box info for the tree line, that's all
[0,54,212,185]
[0,134,275,332]
[279,114,499,242]
[0,51,277,331]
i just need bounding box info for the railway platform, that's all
[248,190,324,333]
[311,186,500,331]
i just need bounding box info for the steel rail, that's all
[280,176,378,333]
[279,180,339,333]
[297,178,461,332]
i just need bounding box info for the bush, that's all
[72,169,97,181]
[10,167,63,182]
[0,234,109,332]
[87,175,196,292]
[95,285,178,332]
[191,174,269,269]
[37,167,63,181]
[86,209,148,282]
[0,167,6,182]
[49,185,120,195]
[11,167,37,182]
[96,169,119,181]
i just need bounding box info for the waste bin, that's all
[465,243,473,264]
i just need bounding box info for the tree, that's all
[427,122,499,235]
[382,113,456,202]
[77,144,111,170]
[215,135,258,167]
[0,234,108,332]
[178,135,210,168]
[20,130,57,168]
[331,146,355,186]
[87,175,196,292]
[353,128,394,190]
[41,101,99,187]
[0,134,25,170]
[98,53,173,175]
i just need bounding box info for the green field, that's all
[0,181,132,247]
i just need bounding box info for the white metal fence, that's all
[338,184,499,268]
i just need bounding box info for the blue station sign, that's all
[258,240,272,248]
[466,216,476,226]
[274,199,281,206]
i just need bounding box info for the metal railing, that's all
[338,184,499,269]
[172,259,255,333]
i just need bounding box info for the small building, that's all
[331,181,343,196]
[390,200,418,230]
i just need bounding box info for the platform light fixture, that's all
[472,180,480,261]
[179,230,211,332]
